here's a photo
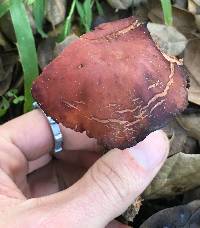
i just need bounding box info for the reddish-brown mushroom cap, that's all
[32,17,189,149]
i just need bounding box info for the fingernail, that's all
[127,130,169,170]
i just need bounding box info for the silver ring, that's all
[33,102,63,153]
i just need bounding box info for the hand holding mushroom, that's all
[0,110,168,227]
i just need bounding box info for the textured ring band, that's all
[33,102,63,153]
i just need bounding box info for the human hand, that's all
[0,110,169,228]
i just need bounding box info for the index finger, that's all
[0,110,100,161]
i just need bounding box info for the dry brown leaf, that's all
[168,7,196,37]
[193,0,200,6]
[177,113,200,140]
[132,0,147,6]
[25,5,36,33]
[188,76,200,105]
[163,120,194,156]
[37,38,55,69]
[0,53,18,96]
[195,15,200,31]
[0,67,12,96]
[133,4,149,21]
[183,187,200,203]
[143,152,200,199]
[188,0,200,14]
[0,14,16,43]
[46,0,66,27]
[106,0,133,10]
[107,0,148,10]
[148,4,196,38]
[0,58,12,96]
[188,0,200,31]
[184,39,200,105]
[0,32,7,47]
[53,34,79,57]
[122,197,142,222]
[140,201,200,227]
[184,39,200,80]
[147,23,187,56]
[174,0,187,9]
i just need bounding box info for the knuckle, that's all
[0,137,27,179]
[89,156,131,203]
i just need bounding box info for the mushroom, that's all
[32,17,189,149]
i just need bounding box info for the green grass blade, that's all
[33,0,47,38]
[161,0,173,26]
[96,0,104,16]
[25,0,36,5]
[0,0,37,19]
[58,0,76,42]
[0,0,10,18]
[76,0,84,20]
[10,0,39,112]
[76,0,92,32]
[83,0,92,31]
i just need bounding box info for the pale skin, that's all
[0,110,169,228]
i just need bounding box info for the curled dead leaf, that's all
[46,0,66,27]
[144,152,200,199]
[37,38,55,69]
[0,66,12,96]
[140,201,200,227]
[106,0,133,10]
[148,4,196,38]
[184,39,200,105]
[0,14,16,43]
[193,0,200,6]
[122,196,142,222]
[188,0,200,14]
[174,0,187,9]
[188,76,200,105]
[147,23,187,56]
[53,34,79,57]
[184,39,200,84]
[0,58,12,96]
[0,32,7,47]
[177,113,200,140]
[0,53,18,96]
[196,15,200,30]
[25,5,36,33]
[162,120,196,156]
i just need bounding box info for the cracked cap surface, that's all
[32,17,189,149]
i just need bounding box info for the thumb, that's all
[75,130,169,226]
[11,130,169,228]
